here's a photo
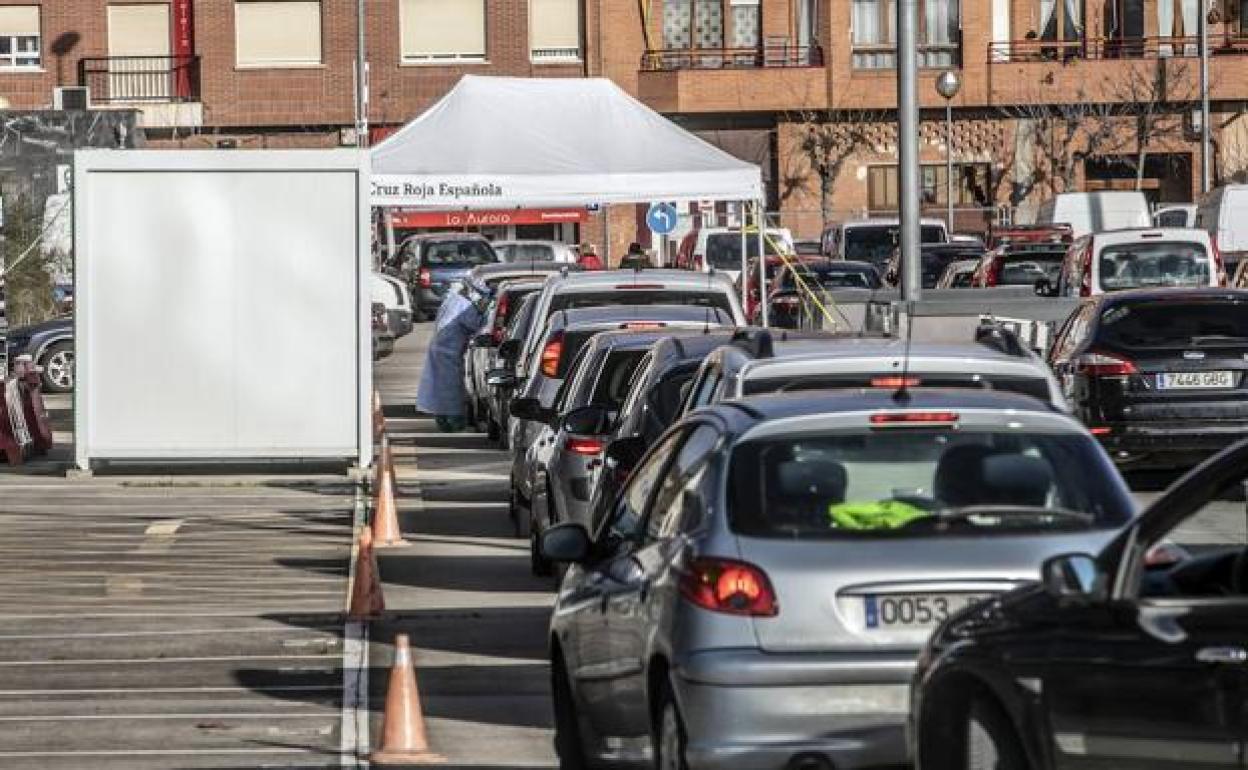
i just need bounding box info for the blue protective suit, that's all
[416,290,486,417]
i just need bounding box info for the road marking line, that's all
[0,627,338,641]
[340,620,369,768]
[0,686,338,695]
[143,519,183,536]
[0,654,341,666]
[0,713,336,722]
[0,749,327,757]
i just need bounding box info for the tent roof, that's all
[370,75,762,209]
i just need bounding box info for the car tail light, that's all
[1211,234,1228,287]
[1080,245,1093,296]
[871,376,921,388]
[985,257,1002,287]
[540,333,564,377]
[616,284,664,290]
[870,411,960,427]
[565,436,605,456]
[418,268,432,288]
[679,557,778,617]
[774,295,800,308]
[1089,426,1112,436]
[620,322,664,330]
[1077,351,1137,377]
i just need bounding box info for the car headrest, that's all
[980,454,1053,507]
[934,444,995,507]
[772,459,847,503]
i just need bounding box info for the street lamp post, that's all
[935,70,962,234]
[1199,1,1211,193]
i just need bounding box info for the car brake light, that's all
[620,322,664,330]
[616,284,664,290]
[418,268,432,288]
[986,257,1002,287]
[565,436,605,456]
[1080,245,1093,296]
[871,376,921,388]
[1089,426,1112,436]
[870,412,960,427]
[1140,231,1164,238]
[679,558,778,617]
[540,333,564,377]
[1211,234,1228,286]
[774,296,800,308]
[1077,351,1136,377]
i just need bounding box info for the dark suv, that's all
[1048,287,1248,468]
[391,233,500,319]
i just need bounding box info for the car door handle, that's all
[1195,646,1248,664]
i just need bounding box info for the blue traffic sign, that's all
[646,202,679,235]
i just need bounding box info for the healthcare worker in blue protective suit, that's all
[416,278,492,432]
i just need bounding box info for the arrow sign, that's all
[646,202,678,236]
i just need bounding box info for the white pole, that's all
[757,203,769,328]
[355,0,368,147]
[1199,3,1211,193]
[898,0,921,301]
[946,102,954,232]
[739,203,748,309]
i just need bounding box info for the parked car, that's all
[391,232,501,320]
[886,242,986,288]
[822,217,949,266]
[740,254,822,323]
[1035,190,1151,238]
[911,438,1248,770]
[371,301,394,361]
[3,316,74,392]
[484,291,542,450]
[522,328,731,574]
[934,258,979,289]
[767,259,882,329]
[372,272,414,338]
[543,388,1135,770]
[1196,183,1248,274]
[1153,202,1197,228]
[971,243,1067,288]
[508,304,734,538]
[674,226,795,281]
[1047,227,1220,298]
[1048,287,1248,469]
[492,240,579,264]
[465,278,545,439]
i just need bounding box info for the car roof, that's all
[715,387,1059,422]
[492,240,569,247]
[552,304,731,330]
[403,231,490,243]
[1092,287,1248,306]
[545,268,736,292]
[751,337,1030,363]
[652,330,741,363]
[839,217,947,228]
[495,277,546,292]
[577,328,696,354]
[791,259,877,271]
[471,262,568,278]
[1089,227,1212,243]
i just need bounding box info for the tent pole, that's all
[757,202,769,328]
[739,203,748,311]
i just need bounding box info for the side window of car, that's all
[616,354,654,428]
[604,430,684,548]
[691,365,722,409]
[646,425,721,541]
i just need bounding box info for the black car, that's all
[389,232,501,320]
[483,291,541,449]
[1048,288,1248,469]
[4,316,74,393]
[886,243,987,289]
[911,438,1248,770]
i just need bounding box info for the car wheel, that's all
[510,487,530,539]
[966,697,1028,770]
[552,652,588,770]
[530,522,553,577]
[39,342,74,393]
[654,683,689,770]
[463,398,477,430]
[487,414,501,442]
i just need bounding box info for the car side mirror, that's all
[510,396,554,424]
[562,404,611,436]
[472,333,496,348]
[498,339,521,362]
[1041,552,1106,602]
[486,368,517,389]
[604,435,647,480]
[539,523,592,564]
[1034,277,1057,297]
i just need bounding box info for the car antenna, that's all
[893,301,915,405]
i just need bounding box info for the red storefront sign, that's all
[390,208,588,229]
[172,0,194,99]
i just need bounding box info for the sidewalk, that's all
[371,328,558,768]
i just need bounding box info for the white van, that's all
[1152,203,1197,228]
[676,226,795,281]
[1035,191,1151,238]
[1195,184,1248,273]
[1052,227,1219,297]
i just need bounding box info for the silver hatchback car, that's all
[541,389,1135,769]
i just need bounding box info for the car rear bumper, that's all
[674,649,914,769]
[1097,421,1248,466]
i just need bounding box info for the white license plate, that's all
[1159,371,1235,389]
[864,593,992,630]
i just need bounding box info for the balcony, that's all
[988,36,1248,63]
[637,42,827,114]
[78,55,203,128]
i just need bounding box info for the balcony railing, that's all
[641,44,823,72]
[988,36,1248,63]
[852,43,961,70]
[78,55,201,104]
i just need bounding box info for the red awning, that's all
[390,208,587,229]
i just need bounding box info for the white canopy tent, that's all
[369,75,763,209]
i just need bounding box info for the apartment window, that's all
[730,0,760,48]
[1157,0,1198,56]
[530,0,580,62]
[1038,0,1084,41]
[662,0,724,50]
[852,0,960,69]
[868,163,991,210]
[402,0,486,62]
[235,1,322,67]
[0,6,41,70]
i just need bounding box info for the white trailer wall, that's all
[74,150,371,469]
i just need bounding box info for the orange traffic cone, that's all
[372,634,445,764]
[372,441,408,549]
[348,525,385,619]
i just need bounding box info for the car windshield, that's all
[1098,300,1248,349]
[785,265,880,290]
[844,225,944,263]
[1000,250,1064,284]
[706,233,785,269]
[1099,241,1210,290]
[550,291,734,319]
[729,429,1133,539]
[500,244,554,263]
[423,240,498,267]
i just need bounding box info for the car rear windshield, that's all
[999,250,1065,285]
[1098,300,1248,350]
[844,225,944,263]
[706,233,784,269]
[922,250,981,287]
[728,429,1132,539]
[743,373,1053,403]
[423,240,498,267]
[1099,241,1210,290]
[499,244,554,263]
[784,264,881,290]
[550,291,735,318]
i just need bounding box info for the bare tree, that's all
[782,108,893,229]
[1105,58,1198,187]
